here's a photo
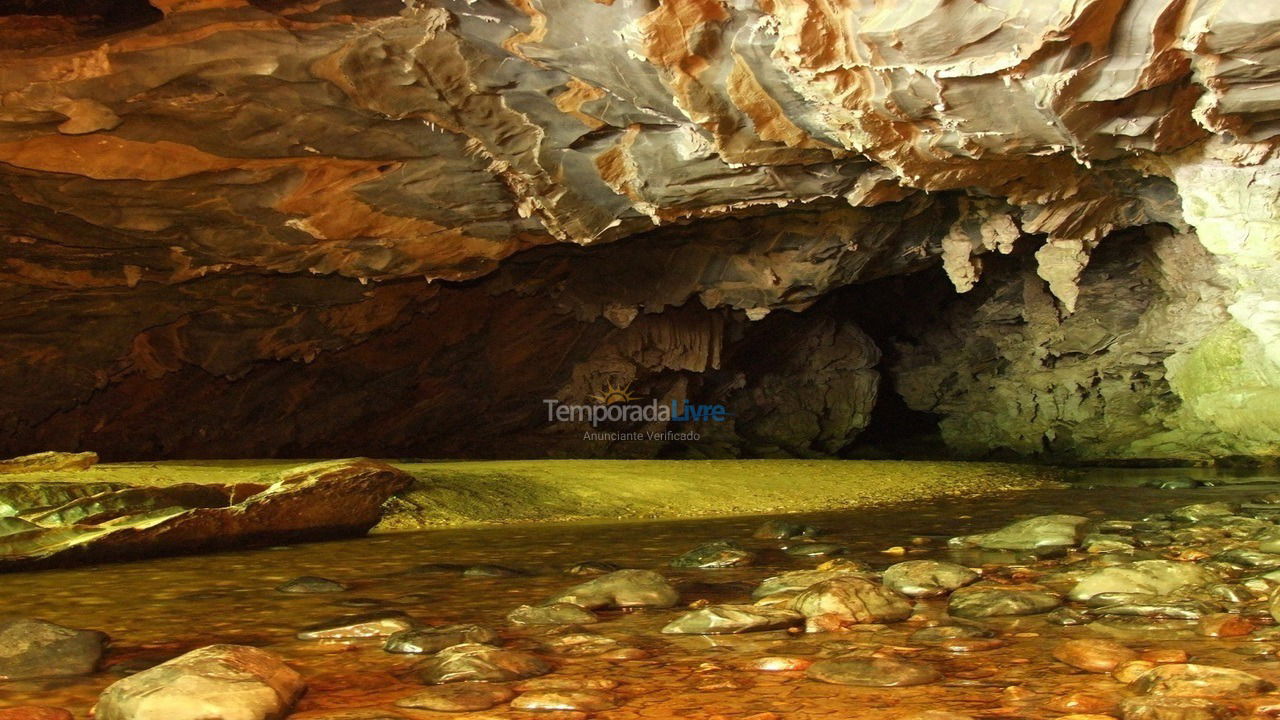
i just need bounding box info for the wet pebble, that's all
[663,604,802,635]
[940,637,1004,653]
[546,570,679,609]
[783,543,847,557]
[947,587,1061,618]
[395,683,515,712]
[747,656,813,672]
[791,576,913,627]
[384,624,498,654]
[881,560,979,598]
[1052,639,1138,673]
[417,643,551,684]
[509,604,600,626]
[671,540,756,568]
[1130,663,1274,697]
[547,633,624,658]
[297,612,415,640]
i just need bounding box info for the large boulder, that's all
[93,645,305,720]
[0,459,412,570]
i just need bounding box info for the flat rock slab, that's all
[806,657,942,687]
[0,452,98,474]
[0,459,412,571]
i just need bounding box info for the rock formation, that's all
[0,0,1276,462]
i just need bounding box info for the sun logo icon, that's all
[589,378,642,405]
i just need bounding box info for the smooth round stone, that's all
[417,643,551,684]
[909,625,992,645]
[508,604,599,626]
[1130,663,1274,698]
[948,588,1061,618]
[276,576,348,594]
[384,625,498,654]
[0,618,107,679]
[792,576,913,626]
[950,515,1089,551]
[546,570,679,609]
[1119,696,1234,720]
[783,543,847,557]
[1052,639,1138,673]
[297,611,414,640]
[511,690,617,712]
[882,560,979,598]
[806,657,941,687]
[395,683,515,712]
[670,540,756,568]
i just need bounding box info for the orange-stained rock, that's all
[1053,640,1139,673]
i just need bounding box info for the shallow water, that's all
[4,465,1280,719]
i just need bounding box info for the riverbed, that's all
[3,463,1279,719]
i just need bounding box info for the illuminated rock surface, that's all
[0,0,1277,461]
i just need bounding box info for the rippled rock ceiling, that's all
[1,0,1278,463]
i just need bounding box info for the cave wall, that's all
[889,227,1280,464]
[0,0,1278,462]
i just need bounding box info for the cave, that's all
[2,1,1280,719]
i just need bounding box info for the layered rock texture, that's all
[0,0,1277,462]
